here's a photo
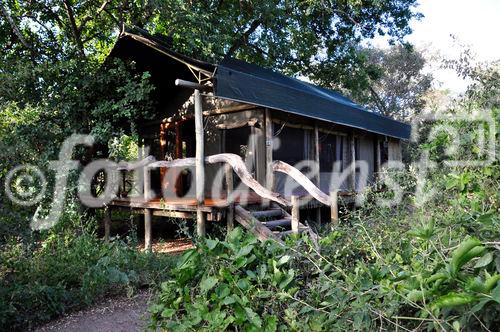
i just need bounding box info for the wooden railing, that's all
[116,153,340,227]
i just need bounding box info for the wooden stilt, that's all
[225,163,234,233]
[104,206,111,243]
[144,209,152,251]
[375,137,381,173]
[330,190,338,225]
[143,160,152,251]
[194,89,206,237]
[291,195,299,234]
[264,109,273,207]
[314,123,322,224]
[350,134,356,191]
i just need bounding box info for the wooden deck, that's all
[109,190,353,216]
[108,191,264,218]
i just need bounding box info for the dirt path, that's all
[36,291,152,332]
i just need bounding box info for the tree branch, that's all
[226,19,262,57]
[369,85,388,115]
[79,0,112,32]
[62,0,86,57]
[0,4,32,51]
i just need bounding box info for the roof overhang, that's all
[109,28,411,140]
[214,58,411,140]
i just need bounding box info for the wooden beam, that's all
[314,123,320,185]
[350,134,356,191]
[152,210,194,219]
[225,163,234,233]
[330,190,338,225]
[144,209,152,251]
[204,103,258,116]
[109,198,214,212]
[314,123,322,224]
[143,163,152,251]
[265,109,274,197]
[194,89,206,237]
[234,205,283,244]
[375,137,381,173]
[159,123,167,190]
[291,195,299,234]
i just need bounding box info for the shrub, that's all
[0,232,175,330]
[150,159,499,331]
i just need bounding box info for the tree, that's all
[0,0,421,84]
[313,45,433,121]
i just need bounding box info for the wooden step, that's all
[251,209,283,219]
[262,218,291,230]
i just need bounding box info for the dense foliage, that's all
[0,208,175,330]
[150,148,499,331]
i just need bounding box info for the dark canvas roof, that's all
[215,58,411,139]
[112,28,411,140]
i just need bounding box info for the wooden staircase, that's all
[234,204,311,242]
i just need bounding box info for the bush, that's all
[150,160,499,331]
[0,232,175,330]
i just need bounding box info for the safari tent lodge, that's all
[104,28,411,248]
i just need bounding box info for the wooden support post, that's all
[143,162,152,251]
[291,195,299,234]
[330,190,338,225]
[375,137,381,174]
[144,209,152,251]
[350,134,356,192]
[265,109,273,205]
[194,89,206,237]
[159,123,167,188]
[104,206,111,243]
[225,163,234,233]
[314,123,321,223]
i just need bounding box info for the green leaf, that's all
[161,308,176,318]
[223,296,236,305]
[200,276,218,293]
[263,315,278,332]
[492,284,500,304]
[215,284,230,299]
[279,269,295,289]
[277,255,291,266]
[206,239,219,250]
[474,252,493,268]
[470,298,491,313]
[430,292,476,310]
[450,238,484,274]
[245,307,262,328]
[236,244,254,258]
[237,278,250,291]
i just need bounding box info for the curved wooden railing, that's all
[148,153,290,206]
[117,153,339,223]
[271,160,330,205]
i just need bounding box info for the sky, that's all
[370,0,500,93]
